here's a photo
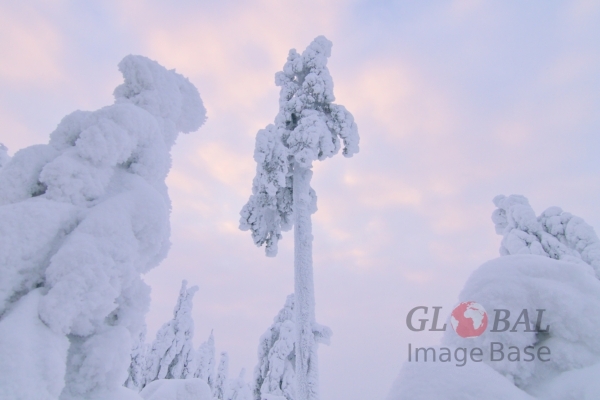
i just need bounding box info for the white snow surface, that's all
[388,254,600,399]
[0,55,205,399]
[387,358,536,400]
[0,289,69,400]
[140,378,212,400]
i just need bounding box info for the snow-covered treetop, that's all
[492,194,600,277]
[0,143,9,169]
[29,55,207,206]
[145,280,199,383]
[240,36,359,256]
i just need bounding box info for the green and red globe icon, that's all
[451,301,488,338]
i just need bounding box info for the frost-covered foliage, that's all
[492,194,600,277]
[145,281,198,385]
[239,35,359,257]
[0,55,205,399]
[388,195,600,399]
[126,288,251,399]
[255,295,296,400]
[125,328,148,391]
[0,143,9,168]
[228,369,253,400]
[194,331,217,388]
[214,352,230,400]
[240,36,354,400]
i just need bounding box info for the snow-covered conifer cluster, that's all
[125,280,252,400]
[0,55,206,399]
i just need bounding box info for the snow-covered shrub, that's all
[0,55,205,399]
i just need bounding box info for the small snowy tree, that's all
[214,351,230,400]
[194,331,217,389]
[239,36,356,400]
[144,280,199,386]
[125,327,148,391]
[492,194,600,276]
[228,369,253,400]
[0,55,205,399]
[254,294,296,400]
[0,143,9,168]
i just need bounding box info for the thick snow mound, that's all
[140,378,212,400]
[387,359,535,400]
[530,362,600,399]
[443,255,600,388]
[0,289,69,400]
[388,254,600,399]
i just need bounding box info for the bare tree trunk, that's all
[293,162,319,400]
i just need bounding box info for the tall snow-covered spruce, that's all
[0,55,205,399]
[240,36,358,400]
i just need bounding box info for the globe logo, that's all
[450,301,488,338]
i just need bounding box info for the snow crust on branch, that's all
[0,54,205,399]
[239,36,359,257]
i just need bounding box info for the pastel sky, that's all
[1,1,599,399]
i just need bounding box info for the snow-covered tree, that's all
[145,280,199,386]
[228,369,253,400]
[254,294,296,400]
[214,351,230,400]
[125,327,148,391]
[492,194,600,276]
[0,55,205,399]
[194,331,217,389]
[239,36,356,400]
[0,143,9,168]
